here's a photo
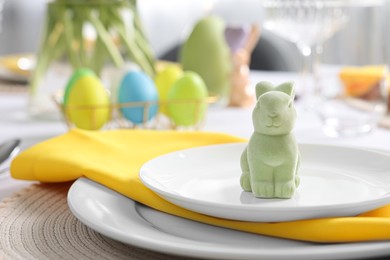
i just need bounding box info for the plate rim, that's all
[140,142,390,221]
[68,177,390,260]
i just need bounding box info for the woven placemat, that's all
[0,182,192,260]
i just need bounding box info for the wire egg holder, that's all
[53,94,217,131]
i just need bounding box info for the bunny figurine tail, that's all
[240,81,300,199]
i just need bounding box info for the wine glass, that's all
[315,1,388,137]
[261,0,348,108]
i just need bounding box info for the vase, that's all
[28,0,155,119]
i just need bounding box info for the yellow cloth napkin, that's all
[11,129,390,243]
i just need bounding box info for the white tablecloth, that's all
[1,70,390,200]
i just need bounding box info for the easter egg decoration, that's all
[109,62,140,104]
[118,71,159,124]
[63,68,95,105]
[154,64,183,115]
[180,16,232,100]
[64,69,110,130]
[167,71,208,127]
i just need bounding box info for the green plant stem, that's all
[86,10,124,68]
[90,6,110,74]
[109,7,155,76]
[128,0,156,73]
[74,8,87,66]
[62,8,81,69]
[30,4,65,94]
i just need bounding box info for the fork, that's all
[0,139,21,174]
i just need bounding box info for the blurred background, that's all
[0,0,303,72]
[0,0,389,138]
[1,0,389,71]
[2,0,390,63]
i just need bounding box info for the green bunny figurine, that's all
[240,81,300,198]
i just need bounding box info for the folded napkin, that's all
[11,129,390,243]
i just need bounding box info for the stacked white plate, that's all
[68,143,390,259]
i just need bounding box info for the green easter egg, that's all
[63,68,95,104]
[167,72,208,126]
[154,65,183,115]
[65,74,110,130]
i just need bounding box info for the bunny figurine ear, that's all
[255,81,274,99]
[276,82,295,98]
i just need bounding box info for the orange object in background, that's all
[339,65,387,99]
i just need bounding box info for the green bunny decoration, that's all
[240,81,300,198]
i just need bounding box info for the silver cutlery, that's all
[0,139,21,174]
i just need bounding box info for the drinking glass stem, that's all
[297,43,314,109]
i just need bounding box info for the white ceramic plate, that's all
[0,54,34,83]
[68,178,390,260]
[140,143,390,222]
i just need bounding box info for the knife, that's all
[0,139,21,174]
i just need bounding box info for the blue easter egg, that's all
[118,71,159,124]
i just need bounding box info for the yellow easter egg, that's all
[154,65,183,114]
[65,74,110,130]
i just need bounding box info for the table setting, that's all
[2,0,390,259]
[2,69,390,259]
